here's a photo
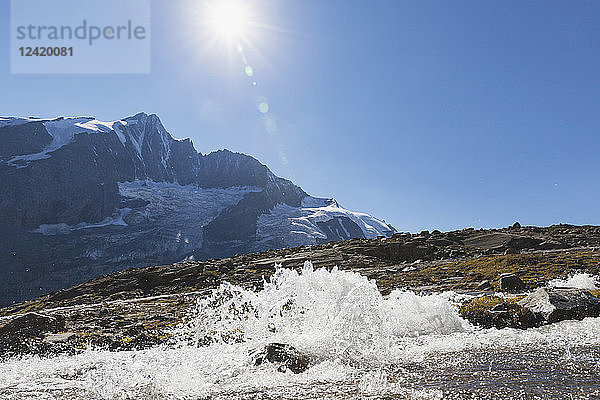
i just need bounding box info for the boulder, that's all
[252,343,310,374]
[499,273,526,293]
[517,288,600,324]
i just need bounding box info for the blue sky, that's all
[1,0,599,232]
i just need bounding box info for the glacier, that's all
[257,196,395,248]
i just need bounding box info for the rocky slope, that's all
[0,113,394,305]
[1,223,599,358]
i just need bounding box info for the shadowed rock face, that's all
[0,113,394,306]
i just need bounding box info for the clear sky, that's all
[1,0,599,232]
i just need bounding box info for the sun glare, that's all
[207,0,250,40]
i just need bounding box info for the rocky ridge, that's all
[1,223,600,358]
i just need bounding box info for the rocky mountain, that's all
[0,113,395,305]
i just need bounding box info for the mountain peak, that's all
[129,112,149,119]
[125,112,162,124]
[0,112,395,305]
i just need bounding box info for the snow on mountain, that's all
[257,196,395,248]
[2,113,394,248]
[298,197,395,238]
[3,114,183,169]
[6,117,125,167]
[75,119,127,133]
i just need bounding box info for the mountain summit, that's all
[0,113,395,305]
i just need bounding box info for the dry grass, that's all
[381,250,600,292]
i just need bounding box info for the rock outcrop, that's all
[517,287,600,324]
[461,286,600,329]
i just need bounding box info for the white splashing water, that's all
[547,273,598,290]
[181,262,470,364]
[1,262,600,399]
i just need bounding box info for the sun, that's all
[206,0,250,40]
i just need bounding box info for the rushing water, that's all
[1,263,599,399]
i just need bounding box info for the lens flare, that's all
[258,102,269,114]
[206,0,250,40]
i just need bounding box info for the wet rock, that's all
[517,288,600,324]
[537,241,566,250]
[252,343,310,374]
[119,332,166,351]
[427,237,457,247]
[499,274,526,293]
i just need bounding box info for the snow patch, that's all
[129,128,145,159]
[32,208,131,236]
[301,196,334,208]
[76,119,128,145]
